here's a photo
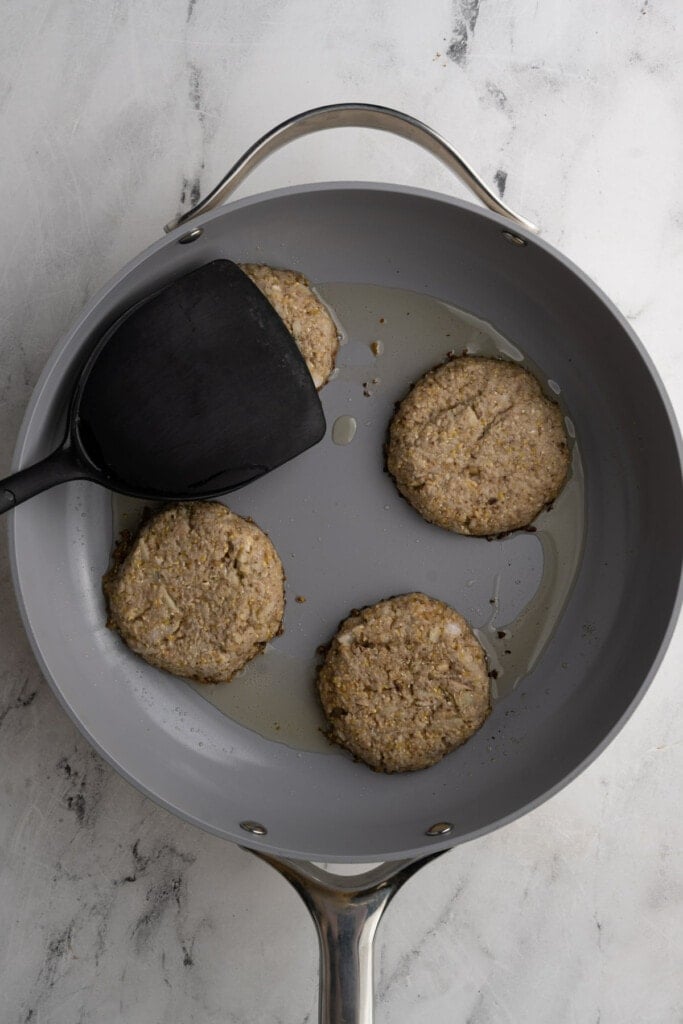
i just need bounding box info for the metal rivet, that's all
[240,820,268,836]
[502,230,527,247]
[178,227,203,244]
[426,821,454,836]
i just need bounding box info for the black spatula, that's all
[0,260,326,514]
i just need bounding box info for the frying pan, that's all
[8,105,683,1023]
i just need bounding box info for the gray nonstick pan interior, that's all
[9,183,683,861]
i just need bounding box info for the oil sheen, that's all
[111,282,585,753]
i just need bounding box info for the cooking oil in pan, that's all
[474,444,584,699]
[189,649,331,753]
[110,493,157,536]
[313,282,585,705]
[110,282,584,754]
[331,415,357,445]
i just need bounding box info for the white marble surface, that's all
[1,1,683,1021]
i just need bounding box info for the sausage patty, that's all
[239,263,340,388]
[103,501,284,684]
[316,593,490,772]
[386,355,570,536]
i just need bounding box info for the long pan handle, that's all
[164,102,538,235]
[247,849,445,1024]
[0,446,86,515]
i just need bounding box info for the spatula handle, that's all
[0,446,87,515]
[165,102,538,235]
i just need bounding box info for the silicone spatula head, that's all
[74,259,326,496]
[0,259,327,514]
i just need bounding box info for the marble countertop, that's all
[2,1,682,1021]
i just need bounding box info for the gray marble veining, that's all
[1,1,682,1022]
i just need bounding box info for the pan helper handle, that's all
[247,849,445,1024]
[164,103,538,235]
